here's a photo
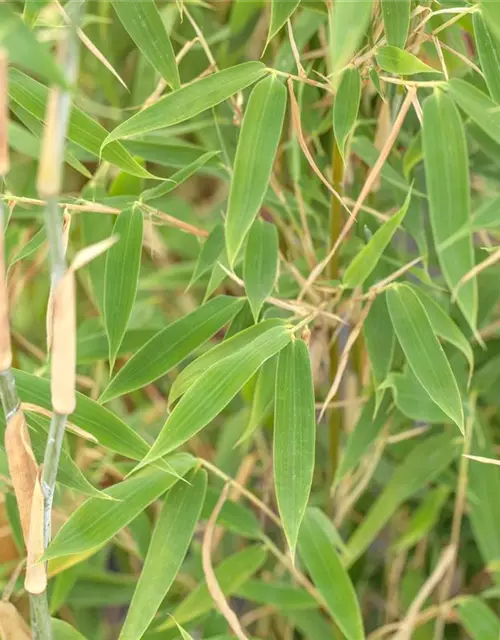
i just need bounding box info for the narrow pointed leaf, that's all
[267,0,301,43]
[243,219,279,321]
[140,325,291,465]
[298,508,364,640]
[363,295,395,393]
[104,207,143,369]
[112,0,180,90]
[225,75,287,265]
[238,355,278,444]
[457,598,500,640]
[376,46,439,75]
[274,339,315,558]
[386,284,464,431]
[103,62,268,146]
[329,0,373,81]
[333,67,361,161]
[481,1,500,42]
[448,78,500,146]
[52,618,88,640]
[44,455,195,561]
[381,0,411,48]
[169,318,284,406]
[119,469,207,640]
[423,89,477,331]
[343,189,411,288]
[8,69,153,179]
[188,223,225,289]
[473,13,500,103]
[100,296,245,402]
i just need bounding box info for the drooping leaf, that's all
[422,89,477,331]
[8,69,153,179]
[473,13,500,103]
[363,296,395,397]
[139,324,291,466]
[345,432,459,565]
[169,318,284,406]
[386,284,464,431]
[329,0,373,82]
[376,46,439,75]
[381,0,411,48]
[119,469,207,640]
[100,296,245,402]
[274,339,316,558]
[298,508,364,640]
[104,207,143,369]
[225,75,287,265]
[343,189,411,288]
[44,454,195,561]
[112,0,180,90]
[103,62,268,146]
[267,0,301,44]
[333,67,361,162]
[243,219,279,321]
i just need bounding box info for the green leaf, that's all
[386,284,464,431]
[457,597,500,640]
[473,13,500,103]
[139,324,291,466]
[274,339,316,558]
[44,454,195,561]
[225,75,287,265]
[170,619,195,640]
[298,508,364,640]
[119,469,207,640]
[448,78,500,149]
[188,223,225,289]
[267,0,301,43]
[0,3,67,87]
[52,618,88,640]
[169,318,284,406]
[376,46,439,75]
[100,296,245,402]
[243,219,279,321]
[329,0,373,82]
[112,0,180,90]
[392,486,450,553]
[423,89,477,331]
[8,69,153,179]
[12,369,150,460]
[104,207,143,369]
[236,580,316,611]
[162,546,268,628]
[333,67,361,162]
[381,0,411,48]
[383,367,449,423]
[343,189,411,288]
[481,1,500,42]
[201,487,261,539]
[345,432,459,565]
[363,296,395,395]
[103,62,268,146]
[141,151,221,203]
[238,354,277,444]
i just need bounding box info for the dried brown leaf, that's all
[0,602,31,640]
[51,272,76,415]
[24,470,47,595]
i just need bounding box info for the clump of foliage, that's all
[2,0,500,638]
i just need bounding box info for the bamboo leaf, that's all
[383,367,449,424]
[100,296,245,402]
[345,432,459,565]
[243,219,279,321]
[188,223,225,289]
[343,189,411,288]
[386,284,464,431]
[448,78,500,147]
[480,1,500,42]
[236,580,316,611]
[298,508,364,640]
[268,0,301,44]
[363,296,395,395]
[274,339,316,558]
[169,318,284,406]
[457,598,500,640]
[103,62,268,147]
[104,207,143,370]
[329,0,373,82]
[43,454,195,561]
[139,324,291,466]
[8,69,153,179]
[201,487,261,539]
[238,354,277,444]
[225,75,287,266]
[52,618,88,640]
[423,89,477,331]
[0,3,67,87]
[112,0,180,90]
[333,67,361,162]
[381,0,411,49]
[473,13,500,103]
[119,469,207,640]
[376,46,438,75]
